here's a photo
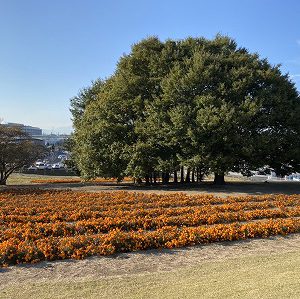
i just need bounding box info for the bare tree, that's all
[0,125,46,185]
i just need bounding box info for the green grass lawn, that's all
[2,250,300,299]
[6,173,80,185]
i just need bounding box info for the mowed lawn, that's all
[1,249,300,299]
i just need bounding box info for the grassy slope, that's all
[6,173,79,185]
[2,250,300,299]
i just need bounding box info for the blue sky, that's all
[0,0,299,133]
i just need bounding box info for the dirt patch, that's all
[1,233,300,289]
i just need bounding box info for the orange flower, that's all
[0,189,300,266]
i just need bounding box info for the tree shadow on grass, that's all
[4,180,298,196]
[58,181,300,196]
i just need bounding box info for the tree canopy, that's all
[70,35,300,184]
[0,126,46,185]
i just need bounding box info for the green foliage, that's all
[70,79,105,127]
[0,126,47,185]
[70,35,300,183]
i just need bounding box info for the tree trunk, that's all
[185,168,190,183]
[197,167,204,182]
[180,166,184,184]
[0,171,7,185]
[165,172,170,184]
[145,175,150,185]
[191,168,195,183]
[173,170,178,183]
[214,173,225,185]
[196,167,199,182]
[162,172,170,184]
[153,172,157,184]
[162,172,166,184]
[180,166,184,183]
[199,169,203,182]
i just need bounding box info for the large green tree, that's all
[71,35,300,184]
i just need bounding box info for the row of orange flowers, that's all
[1,188,294,206]
[1,199,296,225]
[1,218,300,266]
[1,189,298,215]
[2,206,300,242]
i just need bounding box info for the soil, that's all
[1,233,300,289]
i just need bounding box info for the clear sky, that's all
[0,0,299,133]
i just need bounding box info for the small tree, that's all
[0,126,46,185]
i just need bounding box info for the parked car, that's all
[58,154,68,160]
[28,166,37,170]
[35,162,46,170]
[52,163,61,169]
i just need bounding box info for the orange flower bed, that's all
[0,189,299,266]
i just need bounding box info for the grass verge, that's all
[1,250,300,299]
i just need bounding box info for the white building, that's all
[4,123,43,136]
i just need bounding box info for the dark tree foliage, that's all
[70,35,300,184]
[0,126,46,185]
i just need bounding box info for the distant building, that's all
[4,123,43,136]
[3,123,70,145]
[40,134,70,145]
